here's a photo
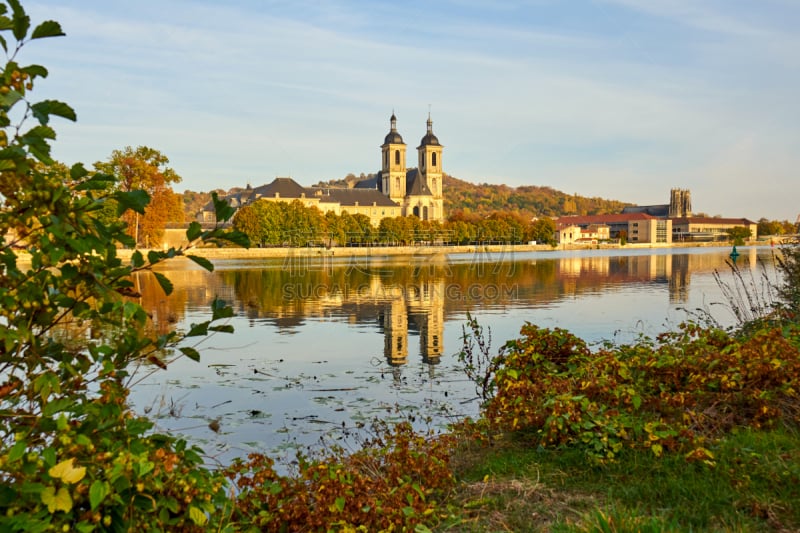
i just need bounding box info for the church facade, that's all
[356,113,445,222]
[199,113,445,226]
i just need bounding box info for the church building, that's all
[355,113,445,222]
[198,112,445,226]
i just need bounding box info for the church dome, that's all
[419,115,440,146]
[419,132,440,146]
[384,131,404,144]
[383,113,404,145]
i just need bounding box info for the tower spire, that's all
[427,105,433,132]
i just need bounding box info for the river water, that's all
[127,245,779,467]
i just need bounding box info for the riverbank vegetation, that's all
[231,198,558,247]
[2,2,799,531]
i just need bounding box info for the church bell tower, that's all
[381,113,406,203]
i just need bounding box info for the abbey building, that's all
[354,113,444,222]
[198,113,445,226]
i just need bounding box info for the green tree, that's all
[529,217,556,245]
[0,4,247,529]
[232,199,267,245]
[323,210,346,247]
[351,213,374,243]
[283,200,324,246]
[232,199,287,246]
[727,226,752,246]
[378,215,406,244]
[757,217,782,237]
[94,145,183,247]
[445,219,474,244]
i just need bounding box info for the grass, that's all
[442,425,800,532]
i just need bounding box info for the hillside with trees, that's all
[303,172,633,219]
[442,174,631,219]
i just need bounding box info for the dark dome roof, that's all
[419,132,440,146]
[384,131,404,144]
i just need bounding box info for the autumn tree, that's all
[530,217,556,245]
[349,213,374,243]
[757,217,797,237]
[324,210,346,246]
[727,226,752,246]
[95,146,184,247]
[283,200,325,246]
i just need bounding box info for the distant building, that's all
[622,188,692,218]
[671,217,757,242]
[199,113,445,226]
[198,176,401,226]
[631,188,757,242]
[555,213,670,244]
[553,222,610,245]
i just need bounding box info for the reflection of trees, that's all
[132,250,769,366]
[214,252,747,322]
[51,270,195,355]
[133,272,189,335]
[130,267,217,336]
[140,251,755,326]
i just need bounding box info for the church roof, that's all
[418,115,440,147]
[622,204,670,217]
[252,177,308,198]
[418,132,440,147]
[671,216,756,225]
[382,112,405,146]
[354,175,382,191]
[312,187,398,207]
[406,169,433,196]
[556,213,659,225]
[384,131,405,145]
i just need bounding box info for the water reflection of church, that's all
[241,271,447,368]
[380,279,444,366]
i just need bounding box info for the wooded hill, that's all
[183,172,632,221]
[442,174,631,219]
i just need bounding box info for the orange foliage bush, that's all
[484,322,800,462]
[226,422,456,531]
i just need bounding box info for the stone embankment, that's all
[113,240,736,262]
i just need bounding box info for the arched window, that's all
[432,178,437,192]
[395,177,400,190]
[395,150,400,165]
[432,152,437,166]
[413,206,420,217]
[384,151,388,167]
[423,206,429,220]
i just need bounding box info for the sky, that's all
[19,0,800,222]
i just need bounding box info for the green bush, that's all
[0,2,247,530]
[482,322,800,462]
[776,237,800,321]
